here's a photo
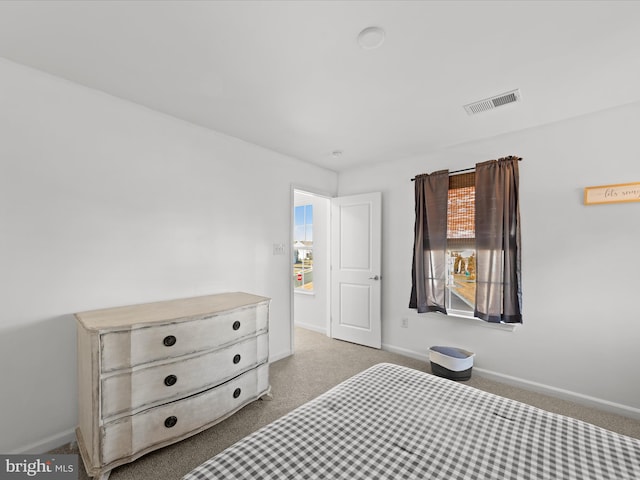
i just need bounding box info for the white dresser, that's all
[75,292,271,480]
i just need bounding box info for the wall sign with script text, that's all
[584,182,640,205]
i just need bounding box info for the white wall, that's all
[0,58,337,454]
[338,102,640,418]
[293,190,330,334]
[2,50,639,454]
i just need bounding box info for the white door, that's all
[330,192,381,349]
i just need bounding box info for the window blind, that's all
[447,171,475,249]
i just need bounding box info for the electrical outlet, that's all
[401,317,408,328]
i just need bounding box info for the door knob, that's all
[369,275,380,280]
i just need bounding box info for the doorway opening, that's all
[291,189,331,346]
[289,189,381,355]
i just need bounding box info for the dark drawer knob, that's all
[164,374,178,387]
[164,416,177,428]
[163,335,177,347]
[233,388,241,399]
[233,354,241,364]
[232,321,241,331]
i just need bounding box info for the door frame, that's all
[289,184,334,355]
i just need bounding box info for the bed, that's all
[183,363,640,479]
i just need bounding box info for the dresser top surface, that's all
[75,292,270,330]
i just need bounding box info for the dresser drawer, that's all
[100,303,268,372]
[101,364,269,465]
[101,333,268,420]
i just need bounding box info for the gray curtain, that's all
[409,170,449,314]
[474,157,523,323]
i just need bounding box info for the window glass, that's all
[446,173,475,315]
[294,205,313,291]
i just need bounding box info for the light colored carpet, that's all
[51,326,640,479]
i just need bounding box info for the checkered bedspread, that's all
[183,363,640,480]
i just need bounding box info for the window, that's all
[293,204,313,292]
[410,157,522,323]
[445,172,476,316]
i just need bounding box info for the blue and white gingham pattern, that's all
[183,363,640,480]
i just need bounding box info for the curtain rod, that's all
[410,157,522,181]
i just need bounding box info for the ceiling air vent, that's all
[464,89,521,115]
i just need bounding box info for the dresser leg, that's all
[95,470,111,480]
[260,387,273,401]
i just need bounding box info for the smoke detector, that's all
[358,26,385,49]
[464,89,521,115]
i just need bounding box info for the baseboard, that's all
[382,342,428,363]
[269,349,292,363]
[12,428,76,454]
[382,342,640,421]
[473,367,640,421]
[293,322,327,335]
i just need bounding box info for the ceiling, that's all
[1,1,640,172]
